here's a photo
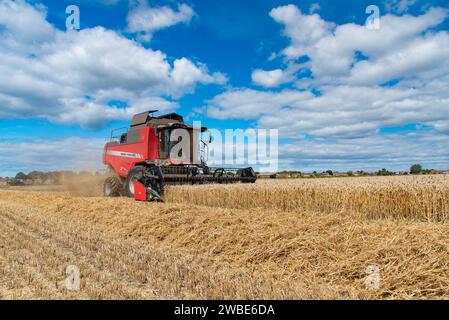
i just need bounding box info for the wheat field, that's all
[166,175,449,222]
[0,175,449,299]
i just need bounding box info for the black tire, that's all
[104,176,122,197]
[124,166,144,198]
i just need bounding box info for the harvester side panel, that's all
[103,127,158,178]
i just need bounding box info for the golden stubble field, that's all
[0,174,449,300]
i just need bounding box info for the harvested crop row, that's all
[0,192,336,299]
[1,189,449,299]
[165,175,449,222]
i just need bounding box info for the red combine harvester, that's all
[103,110,257,201]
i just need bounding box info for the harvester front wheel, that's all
[124,166,144,198]
[104,176,123,197]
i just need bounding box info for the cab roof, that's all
[130,110,207,131]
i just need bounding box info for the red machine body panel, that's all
[133,180,147,201]
[103,127,159,178]
[103,122,202,179]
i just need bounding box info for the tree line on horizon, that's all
[271,164,442,178]
[0,170,104,186]
[0,164,444,185]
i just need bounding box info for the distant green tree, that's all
[326,170,334,176]
[28,171,45,181]
[15,172,28,180]
[410,164,423,175]
[8,179,24,186]
[378,168,394,176]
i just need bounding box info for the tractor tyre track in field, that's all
[0,205,159,299]
[0,199,305,299]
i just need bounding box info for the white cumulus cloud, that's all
[127,0,195,42]
[270,5,448,85]
[252,69,285,87]
[0,0,225,129]
[205,4,449,170]
[384,0,417,14]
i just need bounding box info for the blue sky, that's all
[0,0,449,176]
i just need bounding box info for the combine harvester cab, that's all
[102,110,257,201]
